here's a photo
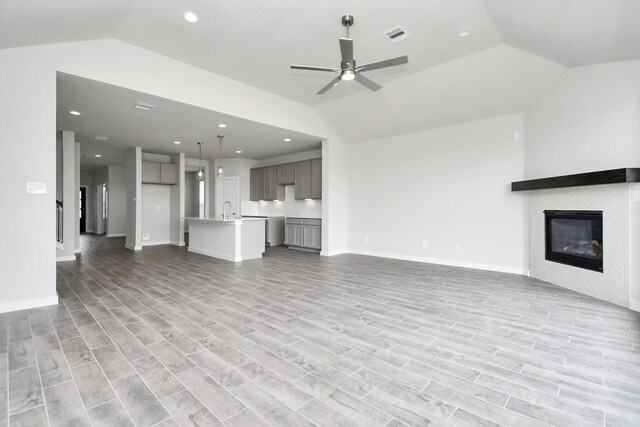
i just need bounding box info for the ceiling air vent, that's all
[383,26,409,43]
[133,101,156,111]
[94,136,109,141]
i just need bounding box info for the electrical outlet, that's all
[143,234,150,241]
[364,236,369,243]
[422,240,428,249]
[455,243,461,251]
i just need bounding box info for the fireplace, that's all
[544,210,603,272]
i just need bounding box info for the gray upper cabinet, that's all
[250,168,264,201]
[142,161,160,183]
[311,158,322,199]
[277,163,295,185]
[251,158,321,201]
[294,160,313,199]
[160,163,178,184]
[142,161,178,184]
[262,165,284,201]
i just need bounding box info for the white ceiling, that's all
[5,0,639,145]
[57,73,322,169]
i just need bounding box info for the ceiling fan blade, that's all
[339,38,354,65]
[357,55,409,72]
[355,73,382,92]
[291,64,340,73]
[316,76,342,95]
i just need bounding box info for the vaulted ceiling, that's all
[3,0,638,143]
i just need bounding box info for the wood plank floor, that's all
[1,234,639,426]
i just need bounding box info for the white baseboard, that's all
[170,241,185,247]
[347,249,525,275]
[142,240,171,246]
[321,248,349,257]
[0,295,59,314]
[124,243,142,251]
[188,246,241,262]
[86,229,94,234]
[74,249,81,254]
[107,233,126,238]
[56,255,76,262]
[630,299,640,313]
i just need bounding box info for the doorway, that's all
[79,187,87,233]
[215,176,240,219]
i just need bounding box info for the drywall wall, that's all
[80,170,94,232]
[93,167,108,235]
[347,114,526,273]
[142,184,171,245]
[57,131,78,261]
[524,60,640,178]
[74,142,80,252]
[56,138,63,201]
[184,172,198,218]
[0,56,57,312]
[170,153,185,246]
[125,147,141,250]
[108,165,127,236]
[0,38,348,311]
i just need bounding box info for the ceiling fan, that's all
[291,15,409,95]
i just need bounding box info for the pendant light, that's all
[195,141,204,181]
[216,135,224,177]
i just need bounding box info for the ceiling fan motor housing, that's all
[342,15,354,27]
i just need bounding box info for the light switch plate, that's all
[26,182,47,194]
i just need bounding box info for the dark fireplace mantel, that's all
[511,168,640,192]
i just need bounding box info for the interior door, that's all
[79,187,87,233]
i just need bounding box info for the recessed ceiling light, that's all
[94,136,109,141]
[69,110,81,116]
[458,27,473,38]
[173,141,181,145]
[94,154,102,158]
[184,11,198,23]
[235,150,242,154]
[218,123,226,128]
[284,138,291,142]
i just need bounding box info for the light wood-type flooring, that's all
[2,234,639,426]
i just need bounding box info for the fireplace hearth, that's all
[544,210,603,272]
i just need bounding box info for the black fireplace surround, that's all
[544,210,603,272]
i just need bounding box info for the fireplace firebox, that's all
[544,210,603,272]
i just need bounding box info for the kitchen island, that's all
[185,217,266,262]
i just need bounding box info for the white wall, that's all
[347,114,526,274]
[0,58,58,312]
[169,153,185,246]
[142,184,171,245]
[108,165,127,236]
[125,147,141,250]
[524,60,640,178]
[80,170,94,232]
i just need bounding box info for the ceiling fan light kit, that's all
[291,14,409,95]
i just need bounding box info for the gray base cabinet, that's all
[285,218,321,251]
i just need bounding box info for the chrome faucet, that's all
[222,201,232,220]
